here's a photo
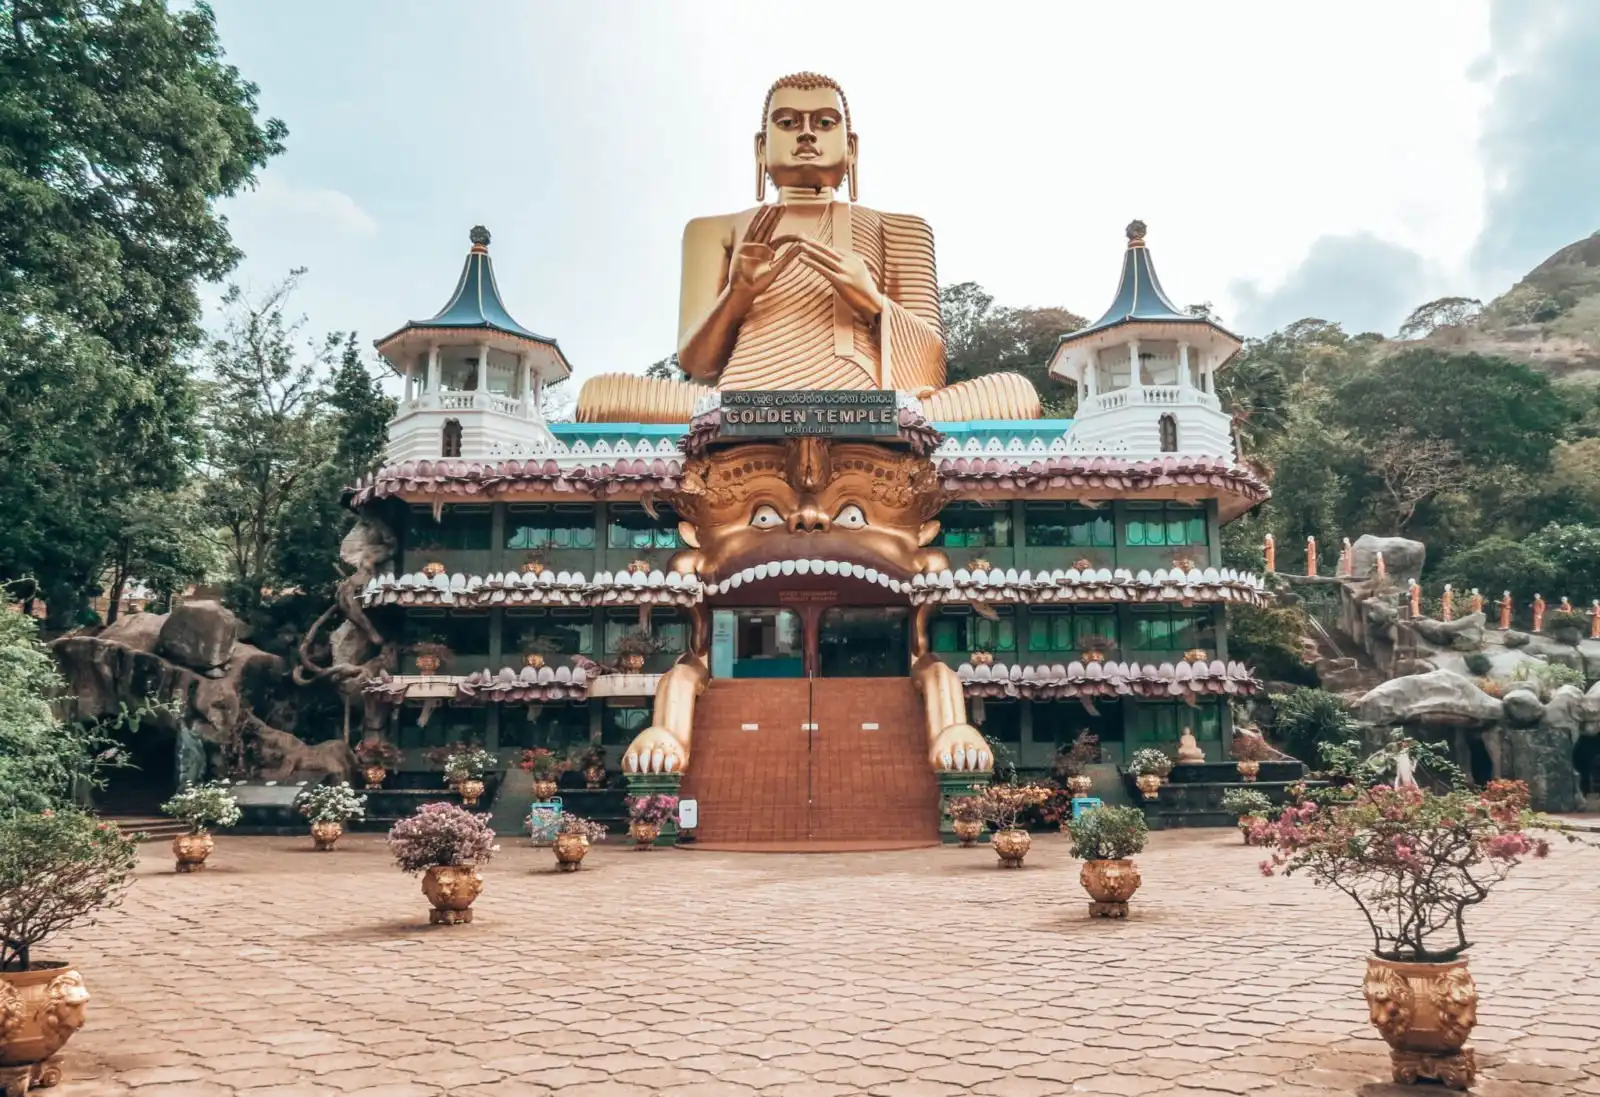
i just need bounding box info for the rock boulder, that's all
[1501,689,1546,727]
[1356,669,1503,727]
[157,600,238,672]
[1351,535,1426,583]
[1410,613,1486,652]
[99,611,165,653]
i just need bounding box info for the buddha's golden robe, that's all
[576,202,1040,423]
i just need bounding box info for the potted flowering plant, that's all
[1064,805,1149,918]
[968,645,995,668]
[518,747,566,800]
[1128,748,1173,800]
[1231,731,1271,782]
[1053,732,1100,798]
[625,794,678,850]
[386,803,498,924]
[442,748,496,807]
[1221,787,1274,844]
[297,782,367,851]
[613,629,661,673]
[1253,778,1573,1088]
[1078,634,1114,664]
[552,814,608,872]
[159,780,241,872]
[574,743,607,789]
[945,796,986,847]
[0,810,138,1088]
[354,737,403,789]
[409,639,453,676]
[977,784,1051,867]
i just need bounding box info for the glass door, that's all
[817,607,910,678]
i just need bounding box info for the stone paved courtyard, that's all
[50,830,1600,1097]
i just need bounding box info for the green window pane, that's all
[1027,618,1051,651]
[1126,520,1146,547]
[995,619,1016,652]
[1187,516,1206,544]
[931,619,960,653]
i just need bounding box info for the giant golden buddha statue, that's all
[576,72,1041,423]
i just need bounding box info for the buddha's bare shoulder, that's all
[682,210,752,248]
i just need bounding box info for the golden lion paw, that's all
[931,724,993,772]
[623,727,687,775]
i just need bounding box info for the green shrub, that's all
[1511,661,1586,700]
[0,809,139,971]
[1222,788,1274,818]
[1064,805,1149,861]
[1226,603,1315,684]
[1544,610,1589,635]
[1128,749,1173,777]
[161,781,241,834]
[1463,652,1493,676]
[1271,688,1360,764]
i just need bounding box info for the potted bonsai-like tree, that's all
[386,803,498,924]
[552,814,609,872]
[354,737,403,789]
[574,743,607,789]
[978,784,1052,868]
[1253,778,1575,1088]
[159,780,241,872]
[409,638,453,676]
[1128,748,1173,800]
[297,782,367,851]
[1078,634,1114,664]
[518,633,563,669]
[614,629,661,673]
[945,796,986,847]
[625,794,679,850]
[442,748,496,807]
[1221,787,1274,844]
[1053,731,1101,798]
[1065,805,1149,918]
[1232,731,1271,782]
[0,810,138,1091]
[518,747,566,801]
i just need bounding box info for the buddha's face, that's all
[670,442,948,584]
[763,85,851,191]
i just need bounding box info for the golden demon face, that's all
[670,440,950,583]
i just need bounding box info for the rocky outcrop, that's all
[1501,689,1545,726]
[1411,613,1486,652]
[1356,670,1503,727]
[156,600,239,674]
[1351,536,1426,582]
[247,717,357,781]
[1506,685,1589,812]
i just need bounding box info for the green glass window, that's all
[601,705,650,746]
[1129,701,1222,744]
[506,608,595,656]
[1024,502,1113,548]
[929,608,1015,654]
[978,700,1021,743]
[500,703,592,750]
[1128,608,1215,652]
[603,609,687,654]
[607,505,682,551]
[1025,609,1118,653]
[397,706,488,752]
[402,611,490,658]
[1032,700,1124,746]
[936,503,1012,549]
[407,505,493,551]
[1123,504,1207,547]
[505,504,597,550]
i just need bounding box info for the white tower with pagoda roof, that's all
[1048,221,1241,461]
[375,226,572,463]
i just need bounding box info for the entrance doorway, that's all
[711,608,805,679]
[817,607,910,678]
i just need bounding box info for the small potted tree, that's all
[1221,788,1274,844]
[159,780,241,872]
[945,796,985,847]
[354,737,403,789]
[968,645,995,668]
[1053,731,1100,798]
[1232,732,1271,782]
[1253,778,1575,1088]
[0,810,138,1089]
[552,814,608,872]
[386,803,498,924]
[978,784,1051,868]
[1065,805,1150,918]
[442,747,496,807]
[409,638,453,676]
[625,794,679,850]
[1078,634,1114,665]
[297,782,367,851]
[518,633,563,669]
[518,747,565,801]
[1128,748,1173,800]
[575,743,607,789]
[614,629,661,673]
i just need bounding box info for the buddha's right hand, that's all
[728,204,800,303]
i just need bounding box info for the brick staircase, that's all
[680,677,940,850]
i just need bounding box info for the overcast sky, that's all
[207,0,1599,384]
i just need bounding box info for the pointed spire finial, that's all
[1126,219,1147,248]
[469,225,491,251]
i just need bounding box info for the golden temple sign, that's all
[720,390,898,438]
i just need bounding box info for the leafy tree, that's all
[0,0,284,625]
[1269,687,1361,765]
[1227,603,1314,685]
[1435,537,1559,604]
[939,282,1083,414]
[102,487,213,623]
[644,354,683,381]
[1398,297,1483,340]
[1526,524,1600,601]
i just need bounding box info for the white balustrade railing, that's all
[400,391,534,419]
[1084,386,1220,414]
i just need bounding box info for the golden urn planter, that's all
[553,833,590,872]
[457,779,484,808]
[952,819,983,847]
[1081,648,1107,665]
[0,963,90,1090]
[1237,816,1262,845]
[310,821,343,852]
[172,832,213,873]
[362,765,387,790]
[992,828,1031,868]
[629,822,661,850]
[421,865,483,925]
[1363,956,1478,1089]
[531,779,558,801]
[414,653,441,675]
[522,652,545,669]
[1080,859,1143,918]
[619,653,646,674]
[1135,774,1163,801]
[1237,760,1261,783]
[1066,775,1092,798]
[968,650,994,667]
[583,766,605,790]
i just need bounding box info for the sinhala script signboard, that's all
[720,390,899,438]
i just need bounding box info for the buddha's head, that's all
[756,72,857,201]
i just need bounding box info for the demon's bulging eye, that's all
[835,504,867,529]
[750,504,784,529]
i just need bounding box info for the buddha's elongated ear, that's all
[846,133,859,202]
[754,133,767,202]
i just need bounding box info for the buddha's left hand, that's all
[772,235,884,321]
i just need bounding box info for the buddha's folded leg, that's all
[921,372,1042,421]
[576,373,710,424]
